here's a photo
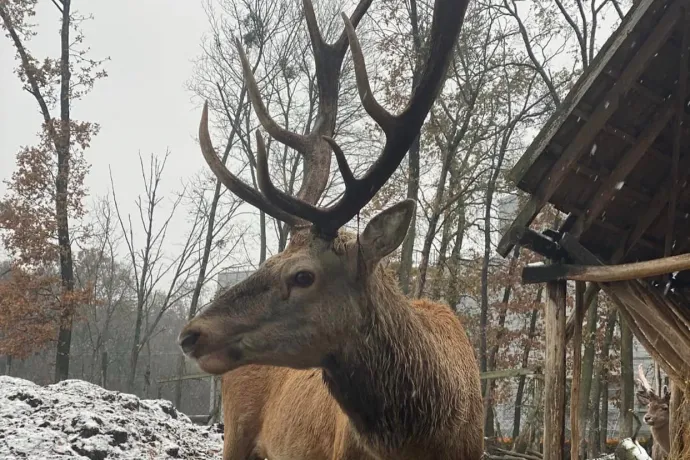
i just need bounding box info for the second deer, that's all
[636,364,671,457]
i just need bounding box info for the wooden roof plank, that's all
[613,153,690,261]
[497,1,683,258]
[665,11,690,257]
[570,99,676,237]
[506,0,669,186]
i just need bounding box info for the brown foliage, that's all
[0,264,93,357]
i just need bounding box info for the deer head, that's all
[636,365,671,429]
[179,0,468,375]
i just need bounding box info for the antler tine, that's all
[198,102,300,226]
[637,364,654,394]
[254,129,324,224]
[234,37,307,153]
[341,13,395,133]
[323,136,355,186]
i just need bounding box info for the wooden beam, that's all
[544,279,567,460]
[158,373,212,384]
[570,100,676,237]
[479,368,542,380]
[570,281,585,460]
[559,233,604,343]
[524,252,690,283]
[497,3,682,258]
[515,227,567,260]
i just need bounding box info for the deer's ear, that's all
[360,199,416,265]
[662,385,670,400]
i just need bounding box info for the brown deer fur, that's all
[182,204,483,459]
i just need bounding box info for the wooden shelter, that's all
[496,0,690,458]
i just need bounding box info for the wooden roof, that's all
[498,0,690,286]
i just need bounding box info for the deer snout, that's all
[644,414,653,425]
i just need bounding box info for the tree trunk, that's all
[397,0,422,294]
[484,249,518,435]
[54,0,75,383]
[415,144,454,298]
[599,311,617,454]
[100,351,108,388]
[619,313,634,438]
[590,368,602,459]
[259,210,267,264]
[579,292,599,453]
[600,380,609,452]
[445,198,466,309]
[512,289,541,446]
[429,208,454,300]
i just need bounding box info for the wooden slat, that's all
[570,99,676,237]
[570,108,671,168]
[497,2,682,258]
[544,279,567,460]
[665,10,690,262]
[506,0,662,185]
[612,150,690,261]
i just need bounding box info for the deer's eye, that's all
[293,271,315,288]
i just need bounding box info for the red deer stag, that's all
[179,0,481,457]
[637,364,671,457]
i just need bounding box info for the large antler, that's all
[254,0,469,237]
[200,0,469,237]
[199,0,373,228]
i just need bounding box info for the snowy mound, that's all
[0,376,223,459]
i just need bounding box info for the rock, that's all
[0,376,222,459]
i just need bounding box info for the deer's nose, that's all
[179,330,201,354]
[644,414,652,423]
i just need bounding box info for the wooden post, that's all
[669,382,690,457]
[100,351,108,388]
[209,375,218,417]
[571,281,585,460]
[545,279,567,460]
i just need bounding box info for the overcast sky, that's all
[1,0,218,260]
[1,0,627,271]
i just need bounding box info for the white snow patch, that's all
[0,376,223,459]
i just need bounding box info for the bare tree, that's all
[72,196,133,384]
[172,173,247,407]
[110,152,204,392]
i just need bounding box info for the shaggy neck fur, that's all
[652,424,670,454]
[320,266,461,453]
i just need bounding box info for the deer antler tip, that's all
[200,102,210,131]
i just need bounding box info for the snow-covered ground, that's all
[0,376,223,459]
